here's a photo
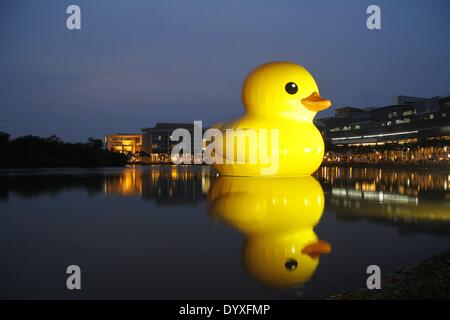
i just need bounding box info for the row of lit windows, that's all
[388,109,415,118]
[381,118,412,126]
[330,124,362,132]
[110,137,142,142]
[329,111,447,133]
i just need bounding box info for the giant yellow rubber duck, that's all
[212,61,331,177]
[207,176,331,289]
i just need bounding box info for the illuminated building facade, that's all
[316,95,450,146]
[104,133,143,154]
[315,95,450,164]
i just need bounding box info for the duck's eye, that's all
[285,258,298,271]
[285,82,298,95]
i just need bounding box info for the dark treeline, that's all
[0,132,127,168]
[0,174,104,201]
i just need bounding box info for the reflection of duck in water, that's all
[208,176,331,289]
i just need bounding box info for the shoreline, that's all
[321,162,450,171]
[328,250,450,300]
[1,162,450,172]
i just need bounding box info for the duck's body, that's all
[213,114,325,176]
[211,61,331,177]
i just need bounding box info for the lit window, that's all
[388,112,398,118]
[395,118,410,124]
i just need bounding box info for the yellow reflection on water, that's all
[103,166,212,199]
[208,176,331,289]
[100,165,449,228]
[104,168,143,196]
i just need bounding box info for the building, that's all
[141,122,207,163]
[104,133,143,154]
[315,95,450,165]
[315,95,450,147]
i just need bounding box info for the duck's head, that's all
[242,61,331,121]
[243,231,331,289]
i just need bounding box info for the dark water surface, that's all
[0,165,449,299]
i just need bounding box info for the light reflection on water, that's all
[314,167,450,235]
[0,165,449,299]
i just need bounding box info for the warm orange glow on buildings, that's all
[105,134,143,154]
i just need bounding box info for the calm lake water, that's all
[0,165,449,299]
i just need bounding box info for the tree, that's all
[87,137,103,150]
[0,132,10,145]
[47,134,62,143]
[0,132,127,168]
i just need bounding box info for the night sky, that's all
[1,0,449,142]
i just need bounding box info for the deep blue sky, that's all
[1,0,449,142]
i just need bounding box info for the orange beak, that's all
[301,240,332,259]
[301,92,332,112]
